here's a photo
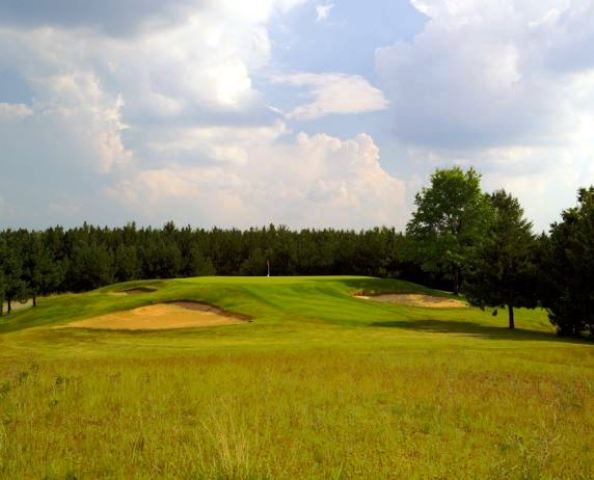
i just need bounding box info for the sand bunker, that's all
[355,293,466,308]
[64,302,250,330]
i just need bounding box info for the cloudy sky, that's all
[1,0,593,231]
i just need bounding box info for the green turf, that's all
[0,276,592,479]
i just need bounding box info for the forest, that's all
[1,167,593,337]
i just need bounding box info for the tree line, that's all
[1,167,593,337]
[0,223,418,313]
[406,167,594,337]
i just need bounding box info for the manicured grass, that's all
[0,276,592,479]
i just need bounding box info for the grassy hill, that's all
[0,276,592,479]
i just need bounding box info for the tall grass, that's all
[0,276,592,478]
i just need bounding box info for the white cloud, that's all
[0,102,32,120]
[376,0,594,230]
[376,0,594,148]
[0,71,132,175]
[109,130,406,228]
[316,3,334,22]
[0,0,310,125]
[145,121,288,165]
[0,0,310,35]
[0,0,407,229]
[0,0,308,226]
[271,72,389,120]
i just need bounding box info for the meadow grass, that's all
[0,276,593,479]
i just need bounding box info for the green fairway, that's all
[0,276,592,479]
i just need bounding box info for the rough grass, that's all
[0,276,593,479]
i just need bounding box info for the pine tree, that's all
[464,190,538,329]
[543,187,594,336]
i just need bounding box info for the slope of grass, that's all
[0,276,592,479]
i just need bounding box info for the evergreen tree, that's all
[140,236,181,279]
[240,247,267,275]
[542,187,594,337]
[0,237,5,316]
[0,220,437,296]
[464,190,538,329]
[1,233,26,314]
[113,244,139,282]
[68,242,113,292]
[22,232,58,306]
[184,245,216,276]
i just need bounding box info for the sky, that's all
[1,0,594,232]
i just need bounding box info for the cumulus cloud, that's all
[0,0,309,35]
[0,0,192,34]
[0,70,132,174]
[0,1,293,185]
[375,0,594,229]
[316,3,334,22]
[0,19,272,125]
[0,0,409,229]
[0,68,133,227]
[271,73,389,120]
[109,129,405,228]
[143,121,288,166]
[377,0,594,147]
[0,0,313,126]
[0,102,32,119]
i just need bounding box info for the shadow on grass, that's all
[371,319,589,344]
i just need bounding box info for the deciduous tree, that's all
[407,167,493,294]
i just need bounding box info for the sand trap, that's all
[355,293,466,308]
[64,302,250,330]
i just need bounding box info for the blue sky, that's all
[1,0,593,231]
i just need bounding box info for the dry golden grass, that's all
[1,276,591,479]
[1,350,593,479]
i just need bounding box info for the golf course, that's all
[1,276,592,479]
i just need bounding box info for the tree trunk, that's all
[0,296,3,317]
[508,304,515,330]
[453,268,461,296]
[7,297,11,315]
[33,294,37,307]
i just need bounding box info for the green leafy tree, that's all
[407,167,493,294]
[542,187,594,337]
[464,190,538,329]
